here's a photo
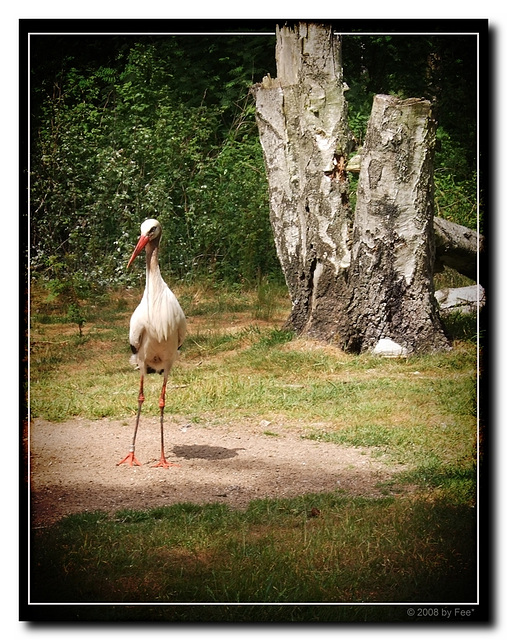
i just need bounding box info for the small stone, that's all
[372,338,408,358]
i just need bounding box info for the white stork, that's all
[118,219,186,468]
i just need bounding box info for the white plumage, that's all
[118,219,186,468]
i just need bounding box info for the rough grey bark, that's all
[252,23,355,339]
[343,94,449,353]
[349,153,482,282]
[253,23,453,354]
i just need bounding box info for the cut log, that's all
[435,284,485,315]
[433,216,483,281]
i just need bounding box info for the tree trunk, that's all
[252,23,355,339]
[343,94,449,353]
[253,23,451,354]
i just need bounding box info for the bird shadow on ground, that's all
[171,444,245,461]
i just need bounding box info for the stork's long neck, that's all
[144,239,165,309]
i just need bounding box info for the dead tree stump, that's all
[253,24,451,354]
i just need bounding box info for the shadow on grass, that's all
[28,493,477,621]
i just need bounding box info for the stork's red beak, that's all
[127,234,150,269]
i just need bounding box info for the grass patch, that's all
[31,493,476,617]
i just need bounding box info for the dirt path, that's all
[29,416,408,527]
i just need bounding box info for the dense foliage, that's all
[30,36,278,289]
[29,32,479,292]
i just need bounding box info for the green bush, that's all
[31,39,279,287]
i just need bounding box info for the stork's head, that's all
[127,219,162,268]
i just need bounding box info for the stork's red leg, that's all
[153,376,179,468]
[118,375,144,466]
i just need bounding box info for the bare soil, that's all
[29,415,410,528]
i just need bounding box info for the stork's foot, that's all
[117,451,142,467]
[153,455,180,469]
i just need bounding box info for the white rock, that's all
[372,338,408,358]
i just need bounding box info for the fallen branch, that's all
[433,216,483,281]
